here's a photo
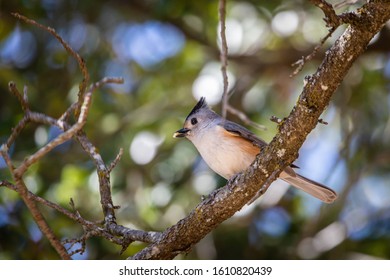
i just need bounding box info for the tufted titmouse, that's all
[173,97,337,203]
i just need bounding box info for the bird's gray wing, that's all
[221,120,267,148]
[221,120,299,170]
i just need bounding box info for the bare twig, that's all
[318,118,329,125]
[14,91,92,177]
[217,1,269,132]
[72,78,125,225]
[3,80,143,257]
[0,147,72,259]
[11,13,86,72]
[226,104,266,131]
[217,1,266,132]
[8,81,29,112]
[0,180,16,189]
[310,0,342,28]
[5,114,30,149]
[11,12,90,119]
[2,14,163,260]
[1,180,93,228]
[2,15,132,258]
[292,0,369,76]
[270,115,284,125]
[291,1,344,76]
[90,76,124,91]
[219,0,229,118]
[59,77,124,126]
[63,236,88,256]
[108,148,124,174]
[75,132,117,223]
[9,78,124,178]
[58,102,79,125]
[291,27,336,77]
[0,178,159,254]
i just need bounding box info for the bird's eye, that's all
[191,118,198,125]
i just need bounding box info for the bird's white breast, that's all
[190,126,258,179]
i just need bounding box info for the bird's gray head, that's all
[173,97,220,141]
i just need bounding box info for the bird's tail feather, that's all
[280,172,337,203]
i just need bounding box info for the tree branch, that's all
[4,1,389,259]
[14,90,93,177]
[310,0,342,28]
[291,26,336,76]
[0,148,72,259]
[1,15,143,258]
[2,76,160,258]
[11,12,90,117]
[219,0,229,118]
[130,0,390,260]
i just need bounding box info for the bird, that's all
[173,97,337,203]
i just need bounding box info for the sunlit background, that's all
[1,0,390,259]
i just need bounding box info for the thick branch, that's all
[131,1,390,260]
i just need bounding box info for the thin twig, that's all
[2,40,115,260]
[11,13,89,94]
[226,104,266,131]
[8,81,29,112]
[218,2,266,132]
[73,77,124,224]
[291,1,343,76]
[3,14,154,259]
[108,148,124,174]
[219,0,229,118]
[14,91,92,177]
[318,118,329,125]
[11,12,90,119]
[0,179,159,252]
[1,180,92,227]
[59,77,124,126]
[270,115,284,124]
[5,114,30,149]
[217,0,265,132]
[63,236,88,256]
[75,132,117,224]
[309,0,342,28]
[291,27,336,77]
[89,76,124,91]
[0,148,72,259]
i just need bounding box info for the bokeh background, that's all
[1,0,390,259]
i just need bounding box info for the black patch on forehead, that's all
[185,97,208,120]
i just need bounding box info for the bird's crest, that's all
[186,97,208,120]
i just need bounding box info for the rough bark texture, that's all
[131,0,390,260]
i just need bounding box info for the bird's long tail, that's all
[280,170,337,203]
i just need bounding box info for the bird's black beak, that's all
[173,128,190,138]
